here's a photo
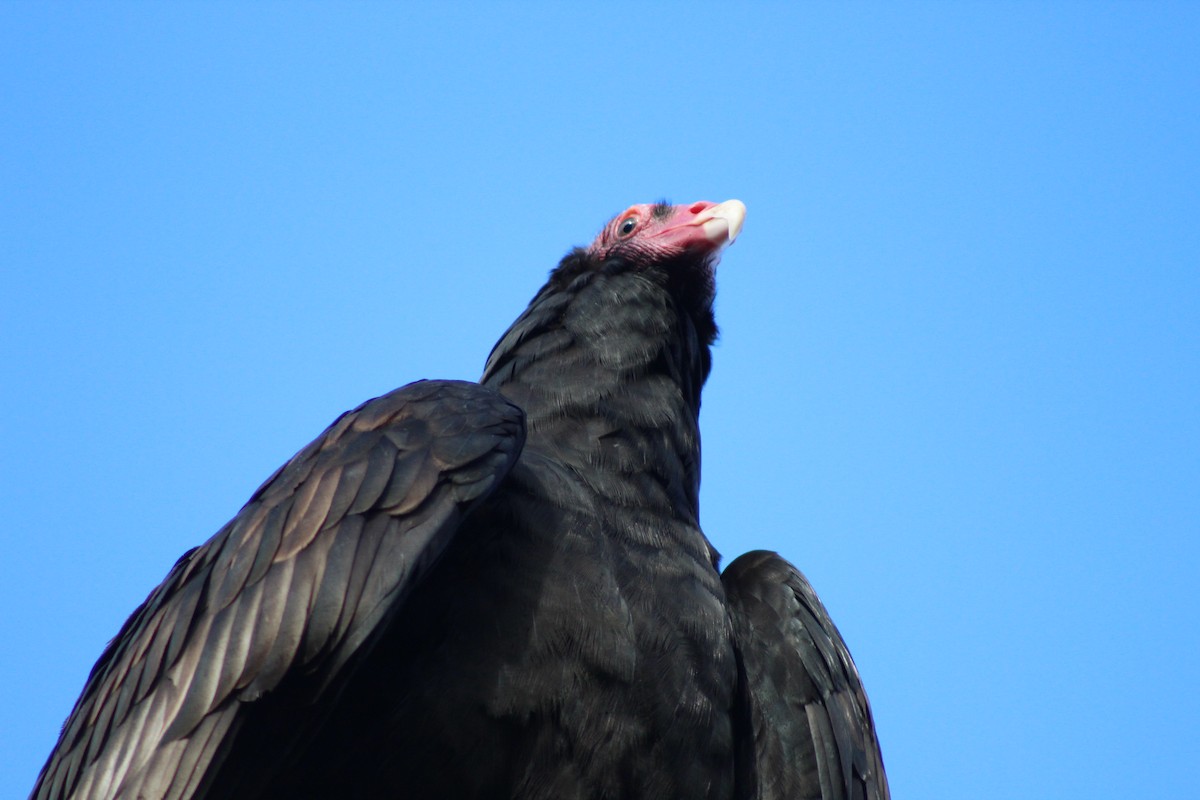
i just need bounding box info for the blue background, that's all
[3,4,1197,797]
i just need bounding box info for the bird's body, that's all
[239,450,738,799]
[33,200,888,800]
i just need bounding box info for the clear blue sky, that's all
[3,3,1197,797]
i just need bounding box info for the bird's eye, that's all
[619,217,638,236]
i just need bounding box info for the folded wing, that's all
[724,551,889,800]
[33,379,524,800]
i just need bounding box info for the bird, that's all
[32,199,888,800]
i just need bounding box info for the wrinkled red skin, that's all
[587,201,733,263]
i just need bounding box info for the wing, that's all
[723,550,889,800]
[32,379,524,800]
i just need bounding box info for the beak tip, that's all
[721,199,746,242]
[700,199,747,250]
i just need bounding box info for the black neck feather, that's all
[480,249,716,522]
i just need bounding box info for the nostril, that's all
[689,202,711,213]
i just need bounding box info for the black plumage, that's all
[32,200,888,800]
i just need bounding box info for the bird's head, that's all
[551,199,747,349]
[586,199,747,269]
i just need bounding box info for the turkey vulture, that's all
[33,200,888,799]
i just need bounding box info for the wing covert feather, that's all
[723,550,889,800]
[33,379,524,800]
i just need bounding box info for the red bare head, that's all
[586,200,746,267]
